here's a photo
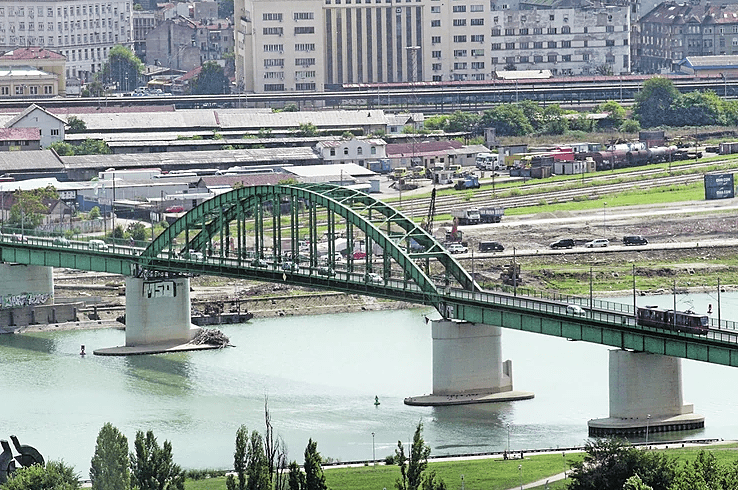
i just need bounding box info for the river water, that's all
[3,291,738,475]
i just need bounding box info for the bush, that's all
[620,119,641,133]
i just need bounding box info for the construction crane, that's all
[421,187,436,235]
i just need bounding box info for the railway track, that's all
[394,158,738,219]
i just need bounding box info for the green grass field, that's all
[183,443,738,490]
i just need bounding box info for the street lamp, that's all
[645,414,651,445]
[507,424,511,453]
[371,432,375,468]
[602,202,607,235]
[519,464,523,490]
[461,475,465,490]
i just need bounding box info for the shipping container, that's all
[704,173,735,200]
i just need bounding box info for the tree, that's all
[541,105,568,135]
[75,139,112,155]
[102,45,144,92]
[219,0,234,19]
[517,100,543,131]
[246,432,270,490]
[234,425,249,490]
[480,105,533,136]
[446,111,481,134]
[303,439,328,490]
[633,77,681,128]
[84,80,106,97]
[67,116,87,134]
[48,141,76,156]
[89,206,101,220]
[129,430,185,490]
[191,62,231,95]
[90,422,130,490]
[9,186,59,230]
[423,115,448,131]
[287,461,306,490]
[127,222,147,242]
[598,100,626,128]
[567,439,677,490]
[394,421,431,490]
[1,461,80,490]
[294,123,318,137]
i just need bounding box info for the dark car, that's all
[623,235,648,245]
[550,238,575,249]
[479,241,504,252]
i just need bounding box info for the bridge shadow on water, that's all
[122,353,196,394]
[0,332,58,355]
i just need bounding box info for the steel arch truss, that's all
[139,183,478,308]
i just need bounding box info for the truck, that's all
[368,159,391,173]
[475,152,501,170]
[451,208,481,225]
[478,207,504,223]
[454,175,480,190]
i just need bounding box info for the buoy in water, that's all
[374,395,380,406]
[80,345,86,356]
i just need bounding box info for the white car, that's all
[585,238,609,248]
[365,272,384,284]
[566,304,586,316]
[447,243,468,254]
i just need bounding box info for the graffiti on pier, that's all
[0,436,45,484]
[1,292,52,309]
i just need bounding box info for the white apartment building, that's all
[235,0,492,92]
[492,5,630,76]
[235,0,630,93]
[315,137,387,165]
[0,1,134,82]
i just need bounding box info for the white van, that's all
[88,239,108,251]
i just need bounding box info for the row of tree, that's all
[0,399,443,490]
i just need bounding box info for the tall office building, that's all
[0,1,134,82]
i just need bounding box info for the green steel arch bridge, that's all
[3,183,738,368]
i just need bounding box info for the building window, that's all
[453,49,467,56]
[470,5,484,11]
[606,25,614,33]
[582,53,589,61]
[294,12,314,20]
[562,54,571,62]
[547,41,556,48]
[471,61,484,69]
[263,27,283,35]
[432,50,441,58]
[519,56,528,63]
[431,19,440,26]
[505,42,515,49]
[562,26,570,34]
[533,27,542,35]
[533,41,542,49]
[295,26,315,34]
[491,28,501,36]
[51,129,59,136]
[470,18,484,26]
[432,62,442,70]
[431,6,440,12]
[452,5,466,12]
[357,147,363,155]
[519,42,528,49]
[505,28,514,35]
[547,27,557,34]
[432,36,441,43]
[519,28,528,35]
[330,148,336,156]
[606,54,615,63]
[295,43,315,51]
[453,19,466,26]
[453,35,467,42]
[561,40,570,48]
[491,43,501,50]
[547,54,557,62]
[606,39,615,46]
[343,148,349,155]
[262,13,283,21]
[471,34,484,42]
[454,62,467,69]
[0,87,8,95]
[471,48,484,56]
[549,14,554,20]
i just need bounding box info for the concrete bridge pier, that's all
[588,349,704,436]
[95,276,202,355]
[405,319,534,406]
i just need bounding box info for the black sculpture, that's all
[0,436,44,484]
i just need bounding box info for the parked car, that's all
[88,239,109,251]
[52,236,70,246]
[318,266,336,277]
[282,261,299,272]
[479,241,504,252]
[566,304,586,316]
[10,234,28,243]
[181,249,203,260]
[623,235,648,245]
[165,206,185,213]
[585,238,609,248]
[550,238,575,249]
[251,258,269,268]
[364,272,384,284]
[447,243,468,254]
